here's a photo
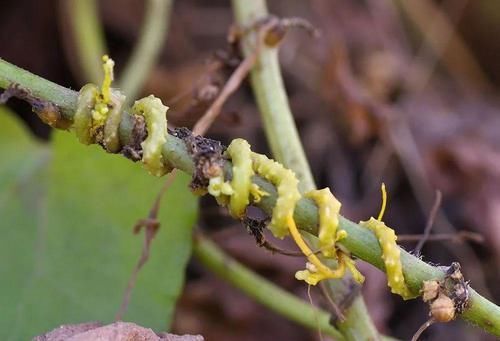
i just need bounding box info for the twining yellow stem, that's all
[360,184,414,299]
[288,216,347,285]
[72,59,412,297]
[212,138,361,286]
[305,189,344,258]
[73,56,171,176]
[378,183,387,221]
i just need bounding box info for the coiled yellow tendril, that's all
[132,96,170,176]
[210,138,363,286]
[360,184,414,299]
[72,55,170,176]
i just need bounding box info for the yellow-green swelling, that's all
[0,108,198,339]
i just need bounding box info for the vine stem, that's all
[193,234,344,340]
[1,58,500,337]
[118,0,173,103]
[230,0,380,339]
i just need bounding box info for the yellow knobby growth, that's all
[91,55,114,127]
[227,139,254,217]
[103,91,125,153]
[290,216,348,285]
[210,139,364,286]
[73,55,126,152]
[249,183,268,203]
[208,139,269,215]
[251,153,301,239]
[360,184,414,299]
[305,188,343,258]
[132,95,171,177]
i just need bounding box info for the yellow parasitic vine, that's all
[360,184,415,299]
[72,55,170,176]
[73,56,412,297]
[211,138,364,286]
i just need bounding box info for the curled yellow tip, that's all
[377,182,387,221]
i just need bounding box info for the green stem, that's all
[66,0,107,84]
[1,58,500,337]
[231,0,315,192]
[118,0,173,103]
[193,234,344,340]
[231,1,380,339]
[0,59,77,117]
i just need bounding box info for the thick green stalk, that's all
[119,0,173,102]
[193,234,344,340]
[231,1,380,339]
[66,0,107,84]
[0,59,77,117]
[1,59,500,337]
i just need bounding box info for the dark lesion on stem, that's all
[0,83,72,129]
[170,127,226,194]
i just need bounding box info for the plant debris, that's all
[170,127,226,194]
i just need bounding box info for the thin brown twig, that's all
[411,317,435,341]
[115,170,178,321]
[192,47,258,136]
[414,190,442,254]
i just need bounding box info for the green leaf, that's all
[0,107,198,340]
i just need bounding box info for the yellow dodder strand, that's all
[343,256,365,283]
[378,183,387,221]
[73,84,99,145]
[103,90,125,153]
[212,139,363,286]
[132,95,170,176]
[73,56,124,151]
[360,217,414,299]
[305,188,342,258]
[91,56,115,128]
[100,55,114,104]
[251,152,301,239]
[226,139,254,218]
[288,216,346,285]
